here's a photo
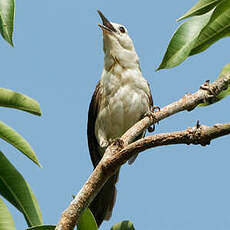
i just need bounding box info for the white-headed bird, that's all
[87,10,154,227]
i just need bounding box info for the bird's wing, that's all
[87,81,102,167]
[87,81,119,227]
[147,82,154,109]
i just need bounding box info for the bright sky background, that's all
[1,1,230,230]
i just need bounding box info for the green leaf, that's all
[26,225,56,230]
[0,120,41,166]
[191,0,230,55]
[110,220,135,230]
[200,63,230,106]
[157,10,213,70]
[0,0,14,46]
[0,88,41,116]
[0,197,16,230]
[0,151,43,227]
[177,0,223,21]
[77,208,98,230]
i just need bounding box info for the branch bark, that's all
[55,74,230,230]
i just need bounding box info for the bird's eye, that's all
[119,26,125,33]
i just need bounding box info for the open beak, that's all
[97,10,116,33]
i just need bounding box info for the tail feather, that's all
[89,171,119,227]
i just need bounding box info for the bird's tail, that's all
[89,170,119,228]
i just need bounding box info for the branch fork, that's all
[55,74,230,230]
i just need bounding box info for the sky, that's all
[1,0,230,230]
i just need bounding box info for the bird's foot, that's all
[108,138,124,150]
[144,106,160,132]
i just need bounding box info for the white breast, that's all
[95,66,151,148]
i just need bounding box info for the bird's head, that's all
[98,10,139,69]
[98,10,134,52]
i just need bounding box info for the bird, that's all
[87,10,154,227]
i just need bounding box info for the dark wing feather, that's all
[87,81,119,227]
[87,81,102,167]
[147,82,154,109]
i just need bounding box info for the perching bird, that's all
[87,10,154,227]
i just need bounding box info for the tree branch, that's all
[115,122,230,166]
[122,74,230,144]
[55,75,230,230]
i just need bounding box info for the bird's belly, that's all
[95,85,149,147]
[108,88,146,137]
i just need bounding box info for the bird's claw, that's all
[152,105,160,113]
[148,124,155,132]
[144,106,160,133]
[108,138,124,150]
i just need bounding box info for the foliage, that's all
[76,208,136,230]
[177,0,223,21]
[0,88,42,229]
[1,0,230,229]
[158,0,230,70]
[0,88,41,116]
[157,0,230,104]
[0,197,16,230]
[0,88,42,228]
[0,0,14,46]
[77,208,98,230]
[157,10,213,70]
[0,1,43,229]
[0,89,41,165]
[0,151,43,226]
[110,221,135,230]
[0,87,42,229]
